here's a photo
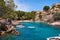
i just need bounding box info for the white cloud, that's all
[14,0,31,12]
[16,3,31,12]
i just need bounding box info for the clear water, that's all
[0,22,60,40]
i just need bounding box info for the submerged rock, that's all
[11,30,19,35]
[0,23,19,36]
[0,31,6,36]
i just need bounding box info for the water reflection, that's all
[0,34,14,40]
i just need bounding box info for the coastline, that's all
[12,20,60,26]
[0,19,19,35]
[0,19,60,36]
[48,21,60,26]
[0,18,60,29]
[50,22,60,26]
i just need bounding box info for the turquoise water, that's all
[0,22,60,40]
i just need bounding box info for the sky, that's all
[14,0,60,12]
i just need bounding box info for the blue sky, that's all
[14,0,60,12]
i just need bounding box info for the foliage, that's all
[3,12,18,20]
[15,11,25,20]
[43,6,50,11]
[0,0,5,7]
[39,12,42,19]
[5,0,16,10]
[0,0,18,20]
[24,12,33,20]
[15,11,36,20]
[31,11,36,21]
[57,4,60,9]
[0,0,6,17]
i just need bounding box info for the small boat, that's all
[27,26,36,28]
[47,36,60,40]
[16,25,25,28]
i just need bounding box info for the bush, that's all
[43,6,50,11]
[39,12,42,19]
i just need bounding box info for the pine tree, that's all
[5,0,16,10]
[0,0,6,17]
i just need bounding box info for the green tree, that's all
[31,11,36,21]
[3,12,18,20]
[43,6,50,11]
[0,0,6,17]
[2,0,17,19]
[39,12,42,20]
[0,0,5,7]
[5,0,16,10]
[15,11,25,20]
[57,4,60,9]
[24,12,33,20]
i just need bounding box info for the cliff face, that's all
[51,3,60,13]
[35,11,41,21]
[35,3,60,22]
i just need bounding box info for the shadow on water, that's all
[0,34,15,40]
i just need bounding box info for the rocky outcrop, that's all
[49,21,60,26]
[0,19,19,36]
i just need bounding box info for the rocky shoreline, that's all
[12,20,60,26]
[50,22,60,26]
[47,21,60,26]
[0,19,19,36]
[0,18,60,36]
